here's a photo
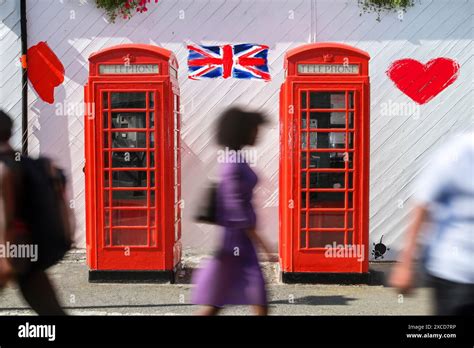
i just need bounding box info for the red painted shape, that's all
[27,41,65,104]
[387,58,460,105]
[222,44,233,79]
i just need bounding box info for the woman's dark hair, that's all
[216,107,268,150]
[0,109,13,142]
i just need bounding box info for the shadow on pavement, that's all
[270,295,356,306]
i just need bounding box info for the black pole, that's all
[20,0,28,155]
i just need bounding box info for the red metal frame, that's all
[84,44,181,271]
[279,43,370,274]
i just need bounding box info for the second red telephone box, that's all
[279,43,370,283]
[84,44,182,282]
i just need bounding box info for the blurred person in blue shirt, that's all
[389,132,474,315]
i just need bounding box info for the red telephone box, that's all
[84,44,181,282]
[279,43,370,283]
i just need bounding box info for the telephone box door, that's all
[95,83,165,270]
[294,83,367,272]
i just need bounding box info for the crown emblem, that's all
[323,54,334,62]
[123,54,136,64]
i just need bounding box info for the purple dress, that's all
[191,162,267,306]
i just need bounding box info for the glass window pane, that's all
[103,153,110,168]
[301,152,307,169]
[112,112,146,129]
[112,151,147,168]
[103,189,110,206]
[105,228,110,246]
[112,229,147,246]
[309,211,344,228]
[301,172,307,188]
[103,92,108,109]
[308,172,345,189]
[308,191,345,208]
[150,152,155,168]
[112,190,147,207]
[301,132,307,149]
[150,112,154,129]
[103,112,108,129]
[150,191,156,207]
[307,153,318,168]
[346,231,353,245]
[111,210,147,227]
[151,171,155,187]
[150,132,155,148]
[307,132,317,149]
[330,112,346,127]
[348,153,354,168]
[151,228,157,247]
[308,112,320,129]
[301,112,307,129]
[301,191,307,208]
[149,92,154,108]
[309,152,350,169]
[111,92,146,109]
[104,171,110,187]
[308,112,345,129]
[308,232,345,248]
[329,132,346,149]
[104,210,110,227]
[348,192,353,208]
[150,209,156,227]
[112,171,147,187]
[301,132,318,149]
[112,132,146,148]
[309,92,345,109]
[347,132,354,149]
[310,132,348,149]
[300,212,306,228]
[103,132,109,148]
[301,91,307,108]
[347,212,353,229]
[349,92,354,109]
[300,231,307,248]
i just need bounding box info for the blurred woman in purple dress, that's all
[192,107,271,316]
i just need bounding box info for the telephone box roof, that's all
[285,42,370,67]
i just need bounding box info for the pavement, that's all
[0,250,433,315]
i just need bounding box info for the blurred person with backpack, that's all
[0,109,74,315]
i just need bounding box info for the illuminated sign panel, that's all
[99,64,159,75]
[298,64,359,74]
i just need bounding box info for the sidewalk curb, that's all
[61,249,392,285]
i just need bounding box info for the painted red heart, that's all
[386,58,459,105]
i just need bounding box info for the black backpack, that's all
[21,157,73,270]
[194,182,218,224]
[0,152,73,271]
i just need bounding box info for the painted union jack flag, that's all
[187,43,270,81]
